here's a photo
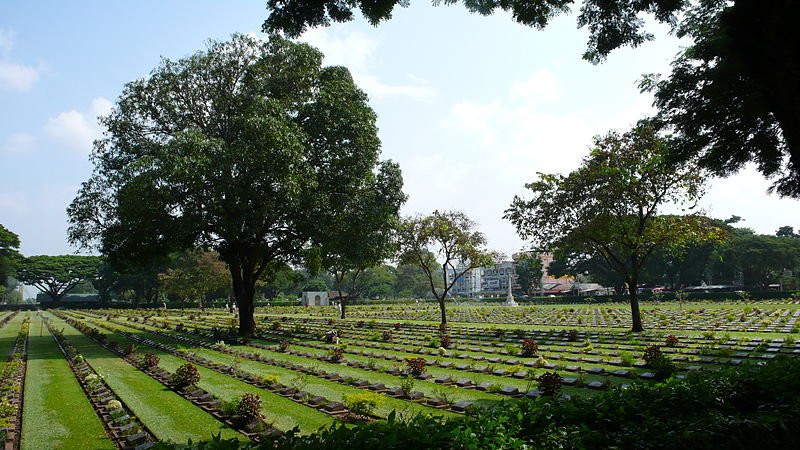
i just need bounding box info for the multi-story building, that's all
[480,261,515,296]
[446,263,483,297]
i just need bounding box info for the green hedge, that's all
[154,356,800,449]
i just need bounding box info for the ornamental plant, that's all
[400,375,416,395]
[236,393,264,427]
[643,345,676,380]
[665,335,679,347]
[642,345,664,365]
[406,357,427,377]
[278,341,290,352]
[567,329,580,342]
[440,334,452,349]
[343,392,384,418]
[328,347,344,362]
[382,330,393,342]
[537,371,563,396]
[170,363,201,389]
[521,338,539,357]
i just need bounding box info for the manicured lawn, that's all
[79,318,365,430]
[0,313,24,371]
[98,317,482,413]
[21,315,116,450]
[45,313,244,443]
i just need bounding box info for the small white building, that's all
[300,291,329,306]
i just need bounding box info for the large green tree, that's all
[706,230,800,290]
[393,263,435,298]
[515,254,543,295]
[159,250,231,308]
[17,255,102,303]
[0,224,21,285]
[266,0,800,196]
[68,34,395,336]
[641,0,800,197]
[263,0,685,63]
[506,124,722,331]
[398,210,498,325]
[319,159,406,319]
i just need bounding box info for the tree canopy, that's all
[263,0,686,63]
[506,123,722,331]
[0,224,21,285]
[515,254,543,295]
[159,250,231,307]
[398,210,498,325]
[17,255,102,302]
[641,0,800,197]
[67,34,400,336]
[319,159,406,319]
[265,0,800,197]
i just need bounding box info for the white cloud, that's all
[2,133,36,153]
[0,29,15,55]
[509,70,561,103]
[44,97,112,153]
[0,29,41,92]
[298,28,435,100]
[0,60,40,91]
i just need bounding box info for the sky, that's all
[1,0,798,261]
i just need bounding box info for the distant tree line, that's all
[548,217,800,293]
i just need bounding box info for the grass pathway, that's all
[88,315,499,409]
[45,313,244,443]
[80,316,419,426]
[0,313,24,371]
[21,315,116,450]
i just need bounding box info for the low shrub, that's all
[260,375,279,386]
[143,353,160,369]
[237,393,263,426]
[537,371,562,396]
[141,357,800,450]
[406,357,427,376]
[327,347,344,362]
[665,334,679,347]
[170,363,200,389]
[400,375,416,395]
[521,338,539,357]
[567,329,580,342]
[343,392,385,418]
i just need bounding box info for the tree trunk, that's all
[338,288,346,320]
[438,297,447,325]
[229,258,257,337]
[627,280,643,332]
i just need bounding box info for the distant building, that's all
[446,260,516,298]
[299,291,329,306]
[446,263,482,297]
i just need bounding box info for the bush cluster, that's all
[405,357,427,376]
[170,363,201,389]
[159,357,800,450]
[521,338,539,357]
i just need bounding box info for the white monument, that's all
[300,291,330,306]
[503,273,519,307]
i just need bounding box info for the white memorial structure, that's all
[300,291,330,306]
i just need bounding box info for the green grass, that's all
[0,313,25,372]
[45,313,244,443]
[21,316,116,450]
[60,314,336,434]
[98,316,500,408]
[86,316,452,422]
